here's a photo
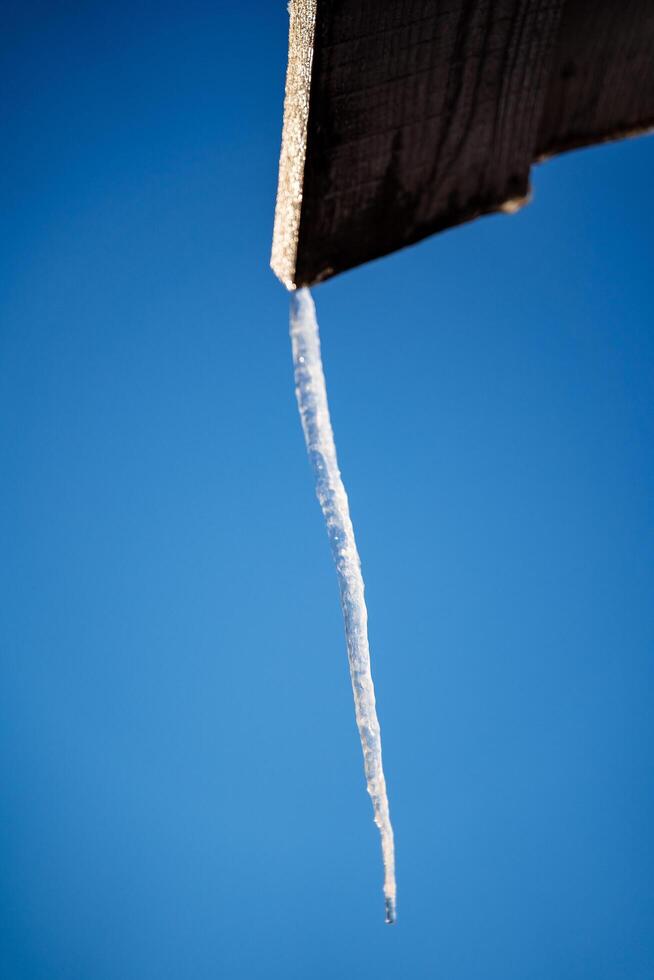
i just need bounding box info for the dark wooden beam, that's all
[536,0,654,158]
[272,0,654,289]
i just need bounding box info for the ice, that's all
[290,288,397,924]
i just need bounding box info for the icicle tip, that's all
[385,895,397,925]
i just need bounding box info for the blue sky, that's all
[1,4,653,979]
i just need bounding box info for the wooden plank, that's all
[536,0,654,158]
[272,0,654,289]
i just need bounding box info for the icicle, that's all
[290,287,397,925]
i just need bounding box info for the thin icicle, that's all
[290,287,397,925]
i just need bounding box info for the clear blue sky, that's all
[2,4,653,979]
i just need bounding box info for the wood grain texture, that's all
[536,0,654,158]
[276,0,654,287]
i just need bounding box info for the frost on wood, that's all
[290,288,397,924]
[270,0,317,290]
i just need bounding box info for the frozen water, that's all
[290,288,397,924]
